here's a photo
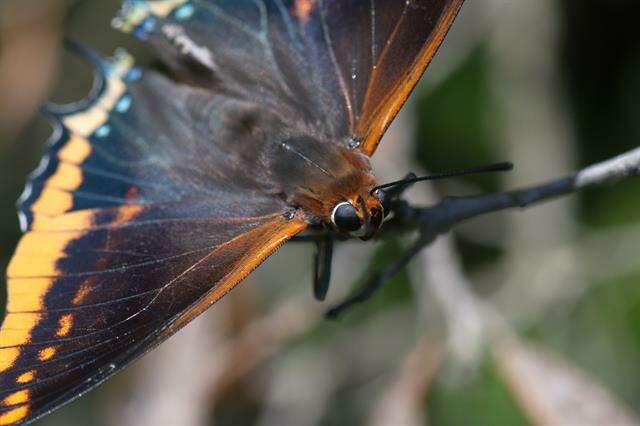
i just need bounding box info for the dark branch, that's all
[326,235,429,319]
[389,147,640,242]
[325,147,640,317]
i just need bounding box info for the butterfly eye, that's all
[373,189,391,217]
[331,202,362,233]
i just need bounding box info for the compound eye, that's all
[331,202,362,233]
[373,189,391,217]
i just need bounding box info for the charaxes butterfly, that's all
[0,0,465,424]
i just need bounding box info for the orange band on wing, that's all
[46,163,84,192]
[0,405,29,425]
[292,0,315,23]
[57,135,92,165]
[72,283,92,306]
[29,187,74,217]
[16,371,35,384]
[0,349,20,375]
[0,314,42,348]
[6,279,54,313]
[38,347,56,362]
[56,315,74,338]
[1,226,79,374]
[0,314,41,373]
[1,392,29,426]
[112,204,146,226]
[31,209,95,232]
[30,205,145,233]
[2,391,29,407]
[7,256,58,278]
[13,230,83,256]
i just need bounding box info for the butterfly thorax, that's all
[272,136,384,238]
[198,94,382,233]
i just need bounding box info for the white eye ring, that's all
[331,201,364,234]
[330,201,352,226]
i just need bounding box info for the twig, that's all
[474,222,640,326]
[325,147,640,316]
[110,308,225,426]
[414,179,640,425]
[255,305,416,426]
[495,339,639,425]
[210,294,322,398]
[420,236,496,369]
[368,338,444,426]
[387,146,640,242]
[417,195,640,426]
[400,147,639,364]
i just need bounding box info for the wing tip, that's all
[43,46,138,118]
[19,47,138,232]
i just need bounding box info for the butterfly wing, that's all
[115,0,465,154]
[0,51,306,425]
[348,0,465,155]
[1,0,466,420]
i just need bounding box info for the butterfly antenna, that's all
[371,162,514,194]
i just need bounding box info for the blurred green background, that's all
[1,0,639,425]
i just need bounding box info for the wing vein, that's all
[371,0,411,74]
[318,0,355,132]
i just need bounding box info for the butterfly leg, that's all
[313,233,334,301]
[326,235,428,319]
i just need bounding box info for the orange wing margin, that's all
[0,45,310,423]
[357,0,465,156]
[0,211,306,426]
[159,216,308,337]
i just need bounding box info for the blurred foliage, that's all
[562,0,640,228]
[416,45,506,275]
[429,359,529,426]
[416,46,499,187]
[1,0,639,425]
[565,273,640,403]
[415,0,640,417]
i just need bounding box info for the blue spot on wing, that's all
[115,95,133,114]
[174,4,195,21]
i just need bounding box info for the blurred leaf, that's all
[428,356,528,426]
[581,180,640,227]
[544,272,640,406]
[495,339,638,425]
[414,45,508,275]
[416,44,502,192]
[329,237,413,326]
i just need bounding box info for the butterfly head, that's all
[330,192,384,240]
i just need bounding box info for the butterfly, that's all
[0,0,465,424]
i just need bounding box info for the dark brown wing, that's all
[115,0,465,154]
[0,50,307,425]
[351,0,465,154]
